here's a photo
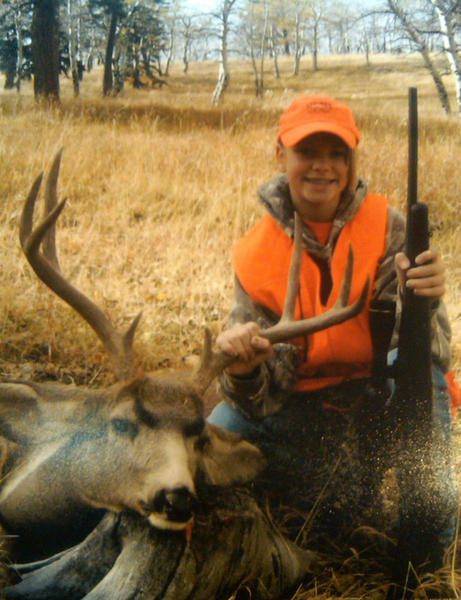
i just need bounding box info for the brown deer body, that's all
[1,151,368,596]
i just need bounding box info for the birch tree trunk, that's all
[248,26,261,96]
[430,0,461,116]
[212,0,237,105]
[387,0,451,115]
[67,0,80,97]
[269,24,280,78]
[257,0,269,97]
[163,1,180,77]
[293,10,301,75]
[182,17,193,74]
[12,1,24,92]
[164,29,175,76]
[246,0,269,98]
[311,13,321,72]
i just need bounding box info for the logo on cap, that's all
[306,101,332,112]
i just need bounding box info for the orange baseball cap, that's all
[278,94,360,148]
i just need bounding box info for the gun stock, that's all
[396,201,432,421]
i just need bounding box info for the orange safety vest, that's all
[233,194,389,391]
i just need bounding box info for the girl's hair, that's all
[342,148,357,202]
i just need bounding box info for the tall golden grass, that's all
[1,53,461,596]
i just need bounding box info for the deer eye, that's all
[111,418,139,440]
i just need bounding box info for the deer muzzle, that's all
[142,486,198,530]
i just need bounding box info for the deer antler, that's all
[20,150,141,380]
[20,152,369,390]
[262,214,369,342]
[196,212,370,393]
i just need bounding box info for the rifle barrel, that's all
[407,87,418,212]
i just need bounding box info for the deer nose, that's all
[149,486,197,524]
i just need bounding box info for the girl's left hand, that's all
[395,249,446,299]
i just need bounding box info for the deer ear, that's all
[0,383,40,444]
[198,423,265,486]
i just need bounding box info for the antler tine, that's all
[195,328,234,394]
[261,211,370,343]
[43,147,63,270]
[336,244,354,307]
[262,261,370,344]
[20,152,141,380]
[280,212,303,322]
[20,172,44,249]
[278,214,368,330]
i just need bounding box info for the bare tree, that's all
[281,0,327,76]
[211,0,238,105]
[264,1,292,78]
[429,0,461,115]
[386,0,452,114]
[11,0,25,91]
[354,9,394,64]
[290,0,308,75]
[239,0,269,96]
[161,0,181,76]
[304,0,324,71]
[88,0,126,96]
[324,0,357,54]
[268,22,281,77]
[66,0,81,96]
[181,15,195,73]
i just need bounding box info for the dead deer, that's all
[0,151,369,566]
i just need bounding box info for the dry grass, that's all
[1,52,461,596]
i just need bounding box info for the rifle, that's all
[397,87,433,418]
[369,88,432,405]
[391,87,439,584]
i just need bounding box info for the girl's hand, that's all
[395,249,446,299]
[216,322,274,376]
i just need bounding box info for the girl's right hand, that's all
[216,322,274,376]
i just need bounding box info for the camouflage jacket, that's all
[219,174,452,419]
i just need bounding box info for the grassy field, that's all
[1,52,461,596]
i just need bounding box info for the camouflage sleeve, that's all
[376,205,451,372]
[218,277,300,419]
